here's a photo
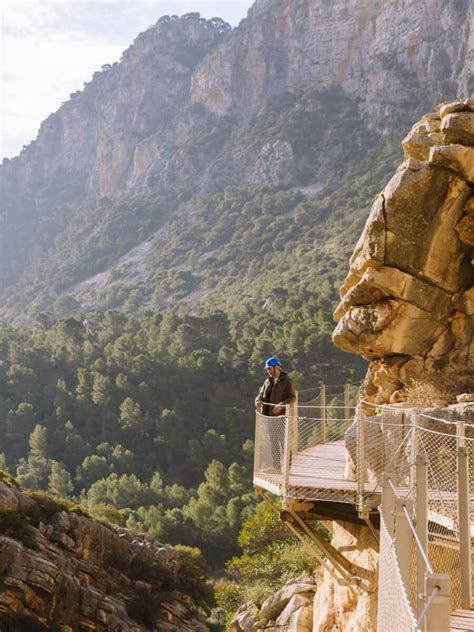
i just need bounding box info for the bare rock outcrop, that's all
[333,99,474,404]
[0,479,208,631]
[312,522,378,632]
[230,578,316,632]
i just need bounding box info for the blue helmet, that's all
[265,356,281,368]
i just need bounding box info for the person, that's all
[255,357,296,416]
[255,357,296,473]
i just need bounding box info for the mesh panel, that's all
[254,413,287,492]
[253,398,473,618]
[377,513,417,632]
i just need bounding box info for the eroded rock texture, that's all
[0,481,208,631]
[230,578,316,632]
[312,522,378,632]
[333,99,474,404]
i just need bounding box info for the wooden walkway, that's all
[254,440,474,520]
[451,609,474,631]
[254,440,376,504]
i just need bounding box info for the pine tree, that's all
[49,461,74,497]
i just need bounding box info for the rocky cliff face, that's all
[333,99,474,404]
[192,0,472,125]
[325,99,474,631]
[0,478,208,631]
[1,1,472,311]
[230,521,378,632]
[4,0,471,203]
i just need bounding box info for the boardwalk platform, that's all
[451,609,474,631]
[254,404,474,630]
[254,440,380,505]
[254,439,472,530]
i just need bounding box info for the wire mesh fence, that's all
[253,390,473,625]
[254,412,287,493]
[374,411,473,621]
[377,512,417,632]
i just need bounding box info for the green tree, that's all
[49,461,74,497]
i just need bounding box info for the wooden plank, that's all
[451,609,474,631]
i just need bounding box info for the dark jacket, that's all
[255,371,296,416]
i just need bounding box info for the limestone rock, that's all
[441,112,474,146]
[230,602,259,632]
[429,144,474,182]
[456,214,474,247]
[275,594,312,631]
[457,393,474,403]
[333,298,447,359]
[0,483,208,631]
[402,118,444,161]
[334,101,474,401]
[312,521,378,631]
[465,196,474,215]
[249,141,297,188]
[438,99,474,118]
[259,581,316,621]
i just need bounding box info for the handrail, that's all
[255,387,471,628]
[359,398,472,426]
[401,503,433,575]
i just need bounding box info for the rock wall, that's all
[312,522,378,632]
[230,522,378,632]
[192,0,472,127]
[333,99,474,404]
[0,479,208,631]
[2,1,472,207]
[230,579,316,632]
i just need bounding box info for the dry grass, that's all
[405,370,474,407]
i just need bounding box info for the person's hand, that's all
[256,401,263,413]
[273,405,284,415]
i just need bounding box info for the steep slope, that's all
[333,99,474,402]
[0,1,472,321]
[0,477,209,631]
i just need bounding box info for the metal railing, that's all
[357,405,473,630]
[254,385,357,502]
[253,389,473,630]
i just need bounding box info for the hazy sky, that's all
[0,0,253,160]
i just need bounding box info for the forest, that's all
[0,288,364,625]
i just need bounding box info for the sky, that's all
[0,0,253,160]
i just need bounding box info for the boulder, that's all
[259,581,316,622]
[402,118,444,161]
[441,112,474,146]
[275,594,313,631]
[438,99,474,118]
[429,144,474,182]
[230,602,259,632]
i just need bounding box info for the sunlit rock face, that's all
[333,99,474,403]
[0,481,209,631]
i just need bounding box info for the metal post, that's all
[282,406,291,503]
[320,383,326,442]
[254,410,261,476]
[289,391,299,456]
[344,383,350,423]
[458,444,472,609]
[382,472,396,536]
[410,412,420,490]
[356,404,366,513]
[424,574,451,632]
[416,454,428,621]
[395,498,413,590]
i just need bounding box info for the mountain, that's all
[0,0,472,322]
